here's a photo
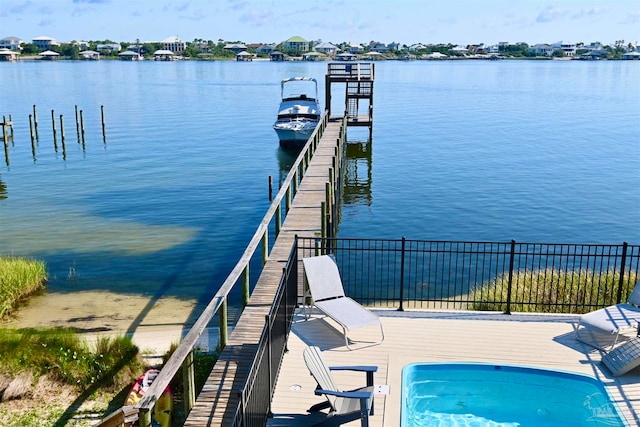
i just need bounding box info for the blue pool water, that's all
[401,363,628,427]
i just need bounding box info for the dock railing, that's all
[297,237,640,314]
[96,112,330,427]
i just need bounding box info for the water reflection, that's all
[343,141,372,206]
[276,147,298,187]
[0,177,6,199]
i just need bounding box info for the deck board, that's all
[268,310,640,426]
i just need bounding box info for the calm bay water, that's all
[1,59,638,331]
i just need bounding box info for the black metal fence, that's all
[232,246,298,426]
[297,237,640,314]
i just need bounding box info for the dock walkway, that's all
[184,120,344,425]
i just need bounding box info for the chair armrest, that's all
[330,365,377,386]
[314,389,372,399]
[329,365,378,373]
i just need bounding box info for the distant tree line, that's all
[17,39,636,60]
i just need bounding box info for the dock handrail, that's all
[96,111,330,427]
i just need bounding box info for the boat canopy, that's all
[280,77,318,99]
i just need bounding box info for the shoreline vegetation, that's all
[0,255,218,426]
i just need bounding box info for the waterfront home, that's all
[451,45,469,55]
[337,52,358,61]
[284,36,310,53]
[163,36,185,54]
[0,48,18,61]
[118,50,142,61]
[256,44,276,54]
[79,50,100,60]
[529,43,553,56]
[552,41,577,56]
[369,41,389,53]
[223,43,247,54]
[622,51,640,60]
[38,50,59,60]
[314,41,339,56]
[96,43,121,53]
[346,42,364,54]
[0,36,22,51]
[32,36,59,51]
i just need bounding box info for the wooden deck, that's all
[183,121,344,425]
[268,310,640,426]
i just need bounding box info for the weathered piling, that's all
[29,114,35,144]
[33,105,39,139]
[79,110,85,144]
[60,115,66,159]
[75,105,80,139]
[268,175,273,201]
[101,105,106,142]
[8,114,14,140]
[51,109,58,150]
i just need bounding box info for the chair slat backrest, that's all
[304,346,338,409]
[303,255,346,301]
[628,280,640,306]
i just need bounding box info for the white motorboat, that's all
[273,77,321,149]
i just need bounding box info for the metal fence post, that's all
[399,237,406,311]
[616,242,629,304]
[505,240,516,315]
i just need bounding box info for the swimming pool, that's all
[402,363,628,427]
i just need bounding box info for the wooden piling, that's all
[79,110,85,143]
[33,105,39,139]
[101,105,106,142]
[268,175,273,201]
[75,105,80,138]
[29,114,35,144]
[60,114,65,142]
[8,114,14,139]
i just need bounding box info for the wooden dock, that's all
[183,119,345,426]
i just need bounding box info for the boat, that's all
[273,77,321,149]
[125,369,173,427]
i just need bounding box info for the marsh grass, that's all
[0,328,144,390]
[0,256,47,318]
[470,269,638,313]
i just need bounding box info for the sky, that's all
[1,0,639,47]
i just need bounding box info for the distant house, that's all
[284,36,309,53]
[336,52,357,61]
[224,43,248,54]
[32,36,59,51]
[529,44,553,56]
[409,43,427,51]
[163,36,185,54]
[622,51,640,60]
[369,41,389,53]
[314,42,338,56]
[580,49,608,60]
[0,36,23,51]
[347,42,364,54]
[303,51,326,61]
[97,43,121,53]
[127,44,144,54]
[551,41,576,56]
[387,42,401,51]
[256,44,276,54]
[450,45,469,55]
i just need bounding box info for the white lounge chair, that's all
[575,280,640,350]
[303,345,377,427]
[302,255,384,350]
[602,337,640,376]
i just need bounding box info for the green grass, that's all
[0,256,47,318]
[470,269,638,313]
[0,328,144,390]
